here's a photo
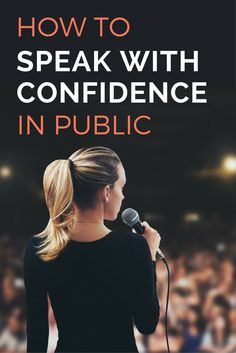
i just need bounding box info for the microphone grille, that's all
[121,208,139,227]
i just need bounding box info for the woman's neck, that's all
[73,204,104,223]
[70,205,111,242]
[70,221,111,242]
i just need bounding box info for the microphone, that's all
[121,208,165,260]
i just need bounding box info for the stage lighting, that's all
[0,166,12,178]
[223,156,236,174]
[184,212,200,222]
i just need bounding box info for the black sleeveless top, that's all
[23,230,160,352]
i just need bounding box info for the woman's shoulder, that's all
[23,234,43,260]
[112,230,149,249]
[113,231,152,265]
[23,236,45,279]
[25,234,41,248]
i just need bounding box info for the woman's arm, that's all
[23,237,49,353]
[130,234,160,335]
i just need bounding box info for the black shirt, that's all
[23,230,160,352]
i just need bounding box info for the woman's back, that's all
[23,230,160,353]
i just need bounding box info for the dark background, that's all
[0,1,235,256]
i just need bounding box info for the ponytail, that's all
[33,159,75,261]
[33,146,121,261]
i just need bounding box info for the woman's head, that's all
[68,146,126,220]
[34,146,126,261]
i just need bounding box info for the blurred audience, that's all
[0,233,235,353]
[0,306,26,352]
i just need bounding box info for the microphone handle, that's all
[133,222,165,260]
[133,222,145,234]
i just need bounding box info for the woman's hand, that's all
[133,221,161,261]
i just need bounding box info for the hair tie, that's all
[68,159,74,170]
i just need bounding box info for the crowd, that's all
[144,249,236,352]
[0,233,235,353]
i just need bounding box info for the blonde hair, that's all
[33,146,121,262]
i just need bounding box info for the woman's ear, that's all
[104,185,111,202]
[99,185,110,203]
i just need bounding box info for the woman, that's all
[23,146,161,353]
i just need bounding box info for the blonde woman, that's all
[23,146,161,353]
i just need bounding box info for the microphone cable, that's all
[156,252,171,353]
